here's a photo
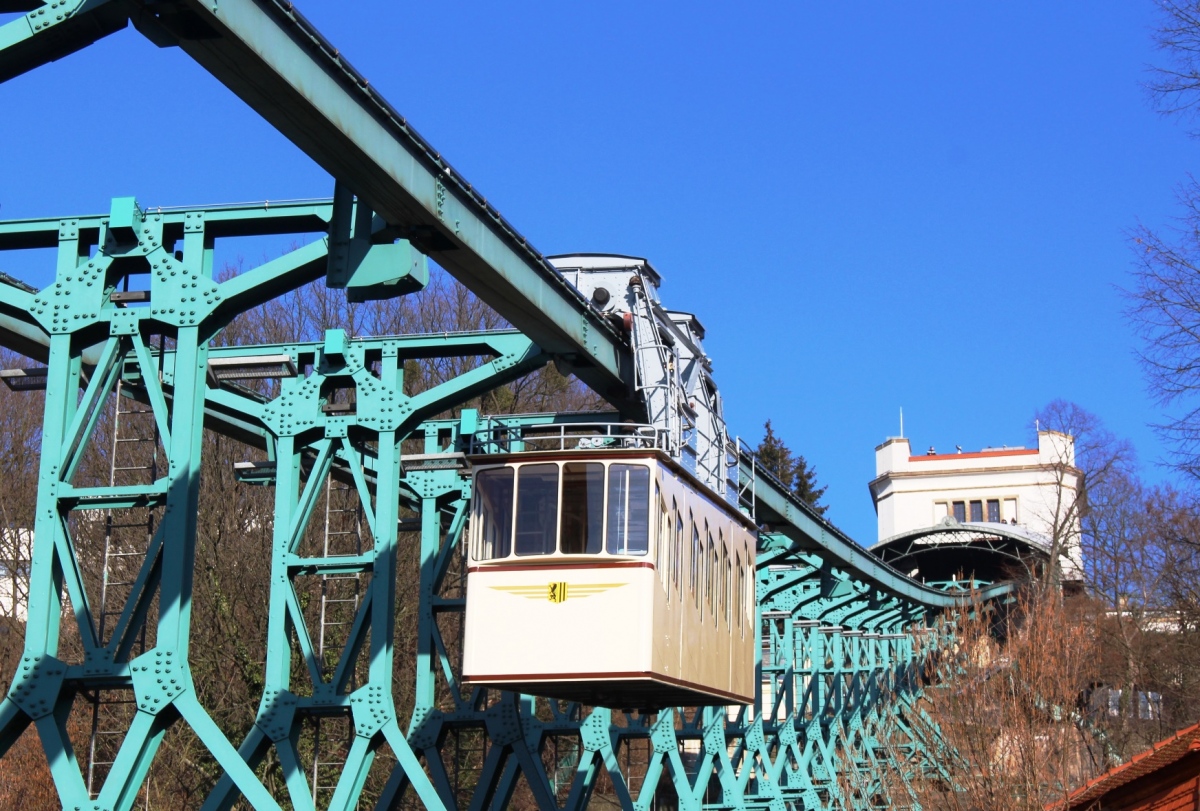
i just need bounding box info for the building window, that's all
[952,501,966,522]
[986,499,1000,523]
[969,501,983,522]
[1140,691,1163,720]
[1092,687,1163,720]
[1004,498,1018,524]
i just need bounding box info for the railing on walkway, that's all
[465,420,669,455]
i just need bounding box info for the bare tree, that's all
[1126,181,1200,478]
[914,590,1106,811]
[1025,404,1197,756]
[909,403,1200,806]
[1136,487,1200,730]
[1126,2,1200,476]
[1148,1,1200,130]
[1032,401,1138,590]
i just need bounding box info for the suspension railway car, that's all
[461,432,757,708]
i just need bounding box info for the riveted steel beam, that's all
[0,0,128,83]
[747,452,1016,611]
[2,1,635,405]
[0,3,1012,802]
[169,0,631,403]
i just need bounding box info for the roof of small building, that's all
[872,517,1052,553]
[1052,721,1200,810]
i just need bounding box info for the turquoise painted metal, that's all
[0,4,1022,809]
[0,198,537,810]
[0,0,638,410]
[0,197,1011,810]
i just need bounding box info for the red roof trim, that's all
[1052,721,1200,809]
[909,449,1040,462]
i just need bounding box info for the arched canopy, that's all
[869,518,1052,585]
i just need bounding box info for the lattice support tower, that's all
[0,6,1025,808]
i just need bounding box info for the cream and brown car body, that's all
[462,447,756,708]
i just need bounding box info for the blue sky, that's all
[0,2,1194,543]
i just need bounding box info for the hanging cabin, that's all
[461,430,757,708]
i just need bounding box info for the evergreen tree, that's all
[755,420,828,516]
[756,419,796,490]
[790,454,828,517]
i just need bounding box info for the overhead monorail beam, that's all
[0,2,1013,613]
[0,0,636,407]
[743,449,1015,610]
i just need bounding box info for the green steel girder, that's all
[748,463,1016,612]
[194,332,544,439]
[0,194,560,810]
[187,338,545,810]
[0,0,129,84]
[355,426,964,811]
[0,196,526,457]
[0,0,638,411]
[0,194,984,806]
[0,196,424,363]
[0,5,1013,799]
[2,319,292,809]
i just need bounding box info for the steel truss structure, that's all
[0,3,1015,809]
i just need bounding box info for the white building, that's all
[868,431,1083,583]
[0,528,31,622]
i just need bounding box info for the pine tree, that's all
[791,454,828,517]
[755,420,828,516]
[757,420,796,490]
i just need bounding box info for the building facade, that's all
[868,431,1083,583]
[0,528,31,623]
